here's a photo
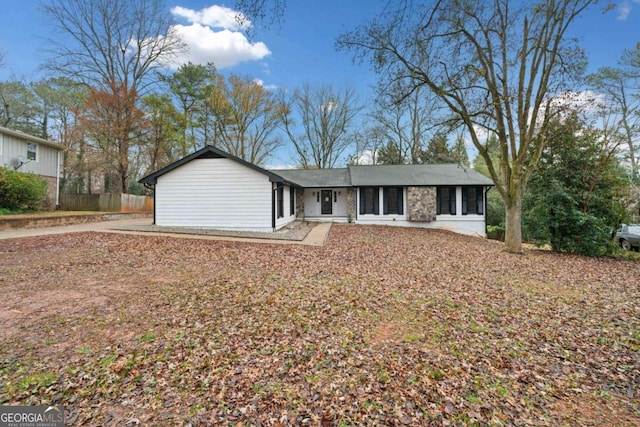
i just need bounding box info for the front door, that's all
[321,190,333,215]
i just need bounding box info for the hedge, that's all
[0,166,48,211]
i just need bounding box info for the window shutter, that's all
[277,185,284,218]
[359,188,365,215]
[477,186,484,215]
[383,188,389,214]
[449,187,457,215]
[436,187,442,215]
[373,188,380,215]
[462,187,468,215]
[398,187,404,215]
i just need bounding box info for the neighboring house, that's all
[139,145,494,236]
[0,126,64,208]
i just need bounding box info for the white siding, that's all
[349,217,486,237]
[354,186,486,237]
[0,131,62,177]
[275,185,296,230]
[424,216,486,237]
[434,187,486,237]
[356,187,407,224]
[156,158,274,231]
[303,188,347,218]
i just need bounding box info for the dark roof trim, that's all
[139,145,297,186]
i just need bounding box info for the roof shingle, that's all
[348,164,494,186]
[271,168,352,187]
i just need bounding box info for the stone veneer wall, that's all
[346,188,356,220]
[295,188,305,218]
[407,186,437,222]
[43,176,58,210]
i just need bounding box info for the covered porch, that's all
[300,187,352,222]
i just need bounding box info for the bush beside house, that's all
[0,166,48,212]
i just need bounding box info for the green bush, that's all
[487,225,505,241]
[0,166,48,211]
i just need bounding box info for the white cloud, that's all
[546,90,606,116]
[352,149,378,165]
[267,163,297,170]
[167,5,271,69]
[253,79,278,91]
[171,5,247,31]
[617,0,640,20]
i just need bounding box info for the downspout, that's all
[55,150,61,208]
[272,183,276,231]
[484,186,491,238]
[143,183,156,225]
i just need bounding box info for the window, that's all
[462,186,484,215]
[359,187,379,215]
[277,185,284,218]
[383,187,404,215]
[27,143,37,161]
[437,187,457,215]
[289,187,295,216]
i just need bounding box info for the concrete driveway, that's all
[0,218,331,246]
[0,217,152,240]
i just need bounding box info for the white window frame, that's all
[27,142,37,162]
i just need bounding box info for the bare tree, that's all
[43,0,184,192]
[208,75,283,166]
[589,44,640,183]
[589,68,638,179]
[339,0,597,253]
[279,84,362,168]
[370,81,442,164]
[233,0,287,37]
[43,0,183,94]
[349,126,384,165]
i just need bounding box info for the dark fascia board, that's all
[139,145,298,186]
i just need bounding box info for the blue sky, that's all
[0,1,384,95]
[0,1,639,165]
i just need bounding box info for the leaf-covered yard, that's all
[1,225,639,426]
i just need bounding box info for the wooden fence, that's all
[60,193,153,212]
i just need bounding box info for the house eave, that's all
[0,126,63,151]
[139,145,295,186]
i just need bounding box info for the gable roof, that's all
[348,164,494,187]
[0,126,63,151]
[139,145,494,188]
[139,145,294,186]
[271,168,351,188]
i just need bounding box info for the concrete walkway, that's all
[0,219,332,246]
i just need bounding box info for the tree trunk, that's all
[503,192,524,254]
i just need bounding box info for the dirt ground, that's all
[1,225,639,426]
